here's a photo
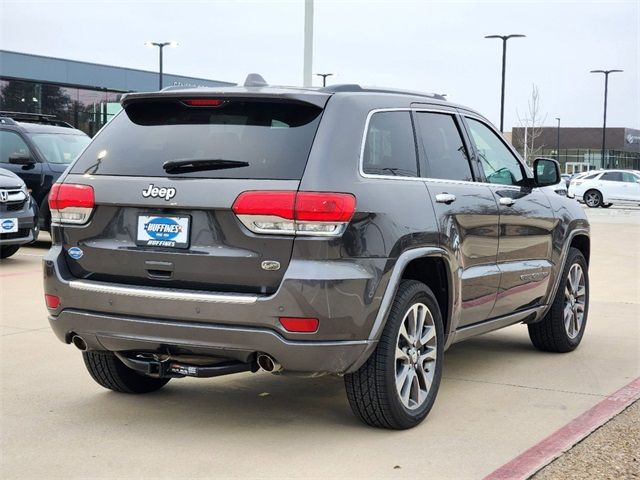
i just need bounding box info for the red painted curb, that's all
[483,376,640,480]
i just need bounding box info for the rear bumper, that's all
[44,245,391,374]
[49,310,370,373]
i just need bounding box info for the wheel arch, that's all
[537,228,590,322]
[570,233,590,265]
[400,256,451,337]
[346,247,455,373]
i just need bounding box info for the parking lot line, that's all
[483,376,640,480]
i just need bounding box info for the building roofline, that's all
[0,49,234,86]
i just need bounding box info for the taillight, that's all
[44,294,61,309]
[49,183,95,225]
[279,317,319,333]
[232,191,356,236]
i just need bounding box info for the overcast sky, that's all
[1,0,638,130]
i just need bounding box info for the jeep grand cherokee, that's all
[44,81,590,429]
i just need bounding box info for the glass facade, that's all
[0,78,124,136]
[518,147,640,172]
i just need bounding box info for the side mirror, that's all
[533,157,561,187]
[8,152,35,166]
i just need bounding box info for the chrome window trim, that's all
[358,108,421,182]
[358,107,464,183]
[69,279,258,304]
[462,113,533,178]
[357,108,539,190]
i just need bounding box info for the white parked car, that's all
[568,169,640,208]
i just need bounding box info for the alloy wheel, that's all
[564,264,586,339]
[585,191,601,207]
[395,302,437,410]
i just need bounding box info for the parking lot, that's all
[1,207,638,479]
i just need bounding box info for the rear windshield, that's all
[70,99,323,179]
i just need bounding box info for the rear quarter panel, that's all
[297,93,441,338]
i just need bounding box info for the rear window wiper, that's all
[163,158,250,174]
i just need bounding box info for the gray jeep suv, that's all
[44,82,590,429]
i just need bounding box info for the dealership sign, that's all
[626,133,640,144]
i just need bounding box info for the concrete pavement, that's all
[1,209,638,479]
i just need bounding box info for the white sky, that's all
[1,0,638,130]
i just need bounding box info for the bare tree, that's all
[513,84,547,165]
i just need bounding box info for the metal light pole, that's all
[590,69,623,169]
[315,73,333,87]
[303,0,314,87]
[145,41,179,90]
[555,117,561,162]
[485,34,526,132]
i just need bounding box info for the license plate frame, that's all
[0,217,19,234]
[136,214,191,249]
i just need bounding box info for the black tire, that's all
[528,248,589,353]
[0,245,20,259]
[344,280,444,429]
[601,203,613,208]
[82,351,170,394]
[584,189,602,208]
[38,195,51,232]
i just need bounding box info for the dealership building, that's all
[511,126,640,172]
[0,50,234,136]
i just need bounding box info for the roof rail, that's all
[319,84,447,100]
[0,117,18,126]
[0,111,74,128]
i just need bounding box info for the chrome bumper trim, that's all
[68,280,259,304]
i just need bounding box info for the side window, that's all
[415,112,473,182]
[0,130,30,163]
[584,173,600,180]
[621,172,639,183]
[466,118,525,186]
[363,111,418,177]
[601,172,622,182]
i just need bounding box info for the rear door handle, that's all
[499,197,516,206]
[435,193,456,204]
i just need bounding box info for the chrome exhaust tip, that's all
[71,335,87,351]
[256,353,282,373]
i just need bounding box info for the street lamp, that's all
[590,69,623,169]
[555,117,561,162]
[485,34,526,132]
[145,41,179,90]
[315,73,333,87]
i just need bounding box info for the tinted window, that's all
[0,130,30,163]
[70,100,323,179]
[466,118,524,185]
[363,111,418,177]
[584,173,600,180]
[29,133,90,164]
[415,112,472,181]
[621,172,639,183]
[601,172,622,182]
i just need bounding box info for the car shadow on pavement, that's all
[71,372,369,431]
[65,329,540,432]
